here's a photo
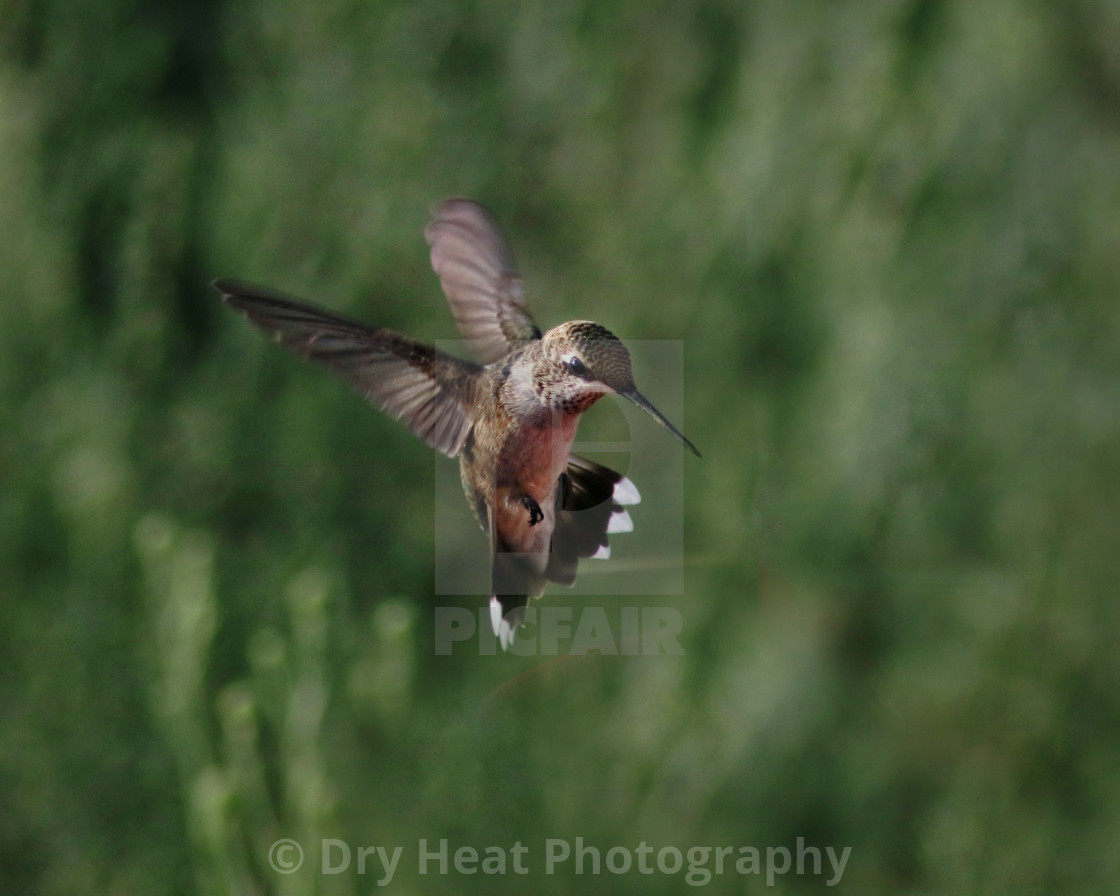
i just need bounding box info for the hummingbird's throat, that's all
[554,390,607,415]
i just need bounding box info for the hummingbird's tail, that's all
[490,554,546,650]
[489,455,640,650]
[546,455,639,584]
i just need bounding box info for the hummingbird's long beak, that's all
[622,389,702,458]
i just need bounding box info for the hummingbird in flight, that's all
[214,199,700,649]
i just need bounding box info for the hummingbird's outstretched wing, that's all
[424,198,542,364]
[214,279,482,457]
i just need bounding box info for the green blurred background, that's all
[2,1,1119,893]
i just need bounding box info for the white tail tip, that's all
[607,508,634,534]
[614,476,641,506]
[490,597,524,651]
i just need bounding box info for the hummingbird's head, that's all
[536,321,701,457]
[537,322,633,412]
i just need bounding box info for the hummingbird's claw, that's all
[521,494,544,527]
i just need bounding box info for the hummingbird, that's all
[214,198,699,649]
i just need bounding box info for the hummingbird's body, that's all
[215,199,698,648]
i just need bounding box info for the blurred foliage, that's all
[2,0,1120,893]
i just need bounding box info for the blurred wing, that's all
[424,198,542,364]
[214,279,481,457]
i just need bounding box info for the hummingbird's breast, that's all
[498,356,583,498]
[465,390,580,503]
[458,356,583,541]
[464,407,577,567]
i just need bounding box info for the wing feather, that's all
[424,198,542,363]
[214,279,480,457]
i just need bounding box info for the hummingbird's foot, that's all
[521,494,544,526]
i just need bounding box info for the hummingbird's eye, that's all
[564,355,589,378]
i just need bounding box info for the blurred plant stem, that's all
[136,515,348,896]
